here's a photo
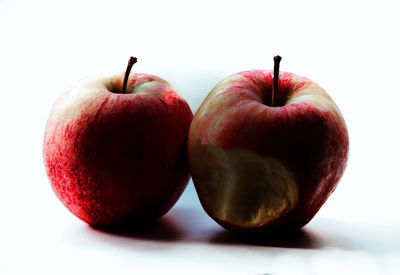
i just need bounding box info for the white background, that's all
[1,0,400,274]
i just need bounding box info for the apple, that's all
[43,57,193,227]
[188,56,349,233]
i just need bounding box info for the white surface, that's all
[1,0,400,274]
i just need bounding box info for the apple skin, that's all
[188,70,349,233]
[43,73,193,227]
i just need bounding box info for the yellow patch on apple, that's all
[190,143,299,229]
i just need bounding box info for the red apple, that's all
[43,57,193,227]
[188,56,349,233]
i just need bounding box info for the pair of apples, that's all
[43,57,348,234]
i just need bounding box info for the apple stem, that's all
[272,55,282,107]
[122,57,138,94]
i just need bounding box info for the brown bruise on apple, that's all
[190,143,298,229]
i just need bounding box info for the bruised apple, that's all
[188,56,349,233]
[43,57,193,226]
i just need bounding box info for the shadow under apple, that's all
[82,204,400,256]
[209,227,324,249]
[86,206,325,249]
[88,213,186,242]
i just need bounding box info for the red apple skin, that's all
[44,73,193,227]
[188,70,349,233]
